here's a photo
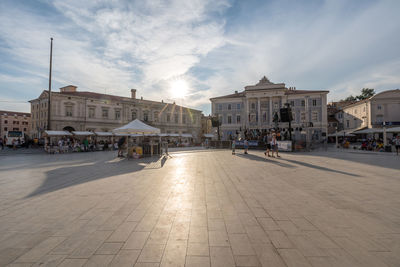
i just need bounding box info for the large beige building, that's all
[0,110,31,140]
[337,89,400,131]
[210,76,329,141]
[29,85,202,140]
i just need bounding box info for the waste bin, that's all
[385,145,392,152]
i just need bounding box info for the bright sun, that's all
[170,79,189,99]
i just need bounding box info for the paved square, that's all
[0,149,399,266]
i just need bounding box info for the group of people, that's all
[231,132,280,158]
[360,135,400,155]
[48,137,118,153]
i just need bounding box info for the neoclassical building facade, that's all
[337,89,400,131]
[210,77,329,141]
[29,85,202,140]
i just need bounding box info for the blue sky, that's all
[1,0,399,115]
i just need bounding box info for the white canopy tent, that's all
[352,128,383,134]
[181,134,193,138]
[43,130,72,136]
[387,127,400,133]
[112,119,160,135]
[203,134,214,138]
[328,130,355,137]
[72,131,94,136]
[94,132,114,136]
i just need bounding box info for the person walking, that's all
[232,140,236,155]
[264,132,272,157]
[271,134,280,158]
[394,135,400,156]
[244,139,249,154]
[117,136,126,157]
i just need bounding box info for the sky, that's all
[0,0,399,115]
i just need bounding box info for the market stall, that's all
[71,131,95,152]
[112,119,161,158]
[42,130,72,153]
[94,132,114,150]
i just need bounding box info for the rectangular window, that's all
[218,104,222,110]
[154,112,159,122]
[236,115,240,123]
[167,114,170,122]
[262,112,267,122]
[174,114,178,123]
[4,120,7,124]
[182,115,186,124]
[312,111,318,121]
[132,111,137,120]
[89,108,95,118]
[377,105,382,110]
[228,104,231,110]
[301,100,305,107]
[290,100,295,107]
[4,127,7,131]
[312,99,317,106]
[301,112,306,122]
[227,116,232,124]
[66,106,73,117]
[346,120,350,127]
[143,112,149,122]
[102,109,108,118]
[115,110,121,120]
[237,103,241,109]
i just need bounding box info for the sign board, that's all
[277,141,292,151]
[236,141,259,147]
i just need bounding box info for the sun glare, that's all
[170,79,189,99]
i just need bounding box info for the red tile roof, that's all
[0,110,31,117]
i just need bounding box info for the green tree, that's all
[357,88,375,100]
[344,95,357,101]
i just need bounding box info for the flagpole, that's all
[47,37,53,130]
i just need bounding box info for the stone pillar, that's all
[257,97,261,129]
[246,98,249,129]
[269,97,273,128]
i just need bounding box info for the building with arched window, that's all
[29,85,202,141]
[210,76,329,141]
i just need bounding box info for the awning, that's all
[72,131,94,136]
[353,128,383,134]
[203,134,214,138]
[168,133,180,137]
[94,132,113,136]
[113,119,160,135]
[181,133,193,138]
[327,130,355,137]
[387,127,400,133]
[43,130,72,136]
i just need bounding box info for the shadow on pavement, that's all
[236,153,296,168]
[278,157,360,177]
[25,155,167,198]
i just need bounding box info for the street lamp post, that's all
[335,126,338,148]
[47,37,53,131]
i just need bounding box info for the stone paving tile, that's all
[95,242,123,255]
[137,243,165,263]
[1,150,400,266]
[124,231,150,250]
[185,256,210,267]
[84,254,114,266]
[109,249,140,267]
[210,246,235,267]
[187,243,209,256]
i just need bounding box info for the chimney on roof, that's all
[131,89,137,99]
[60,85,77,92]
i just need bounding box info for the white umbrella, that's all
[112,119,160,134]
